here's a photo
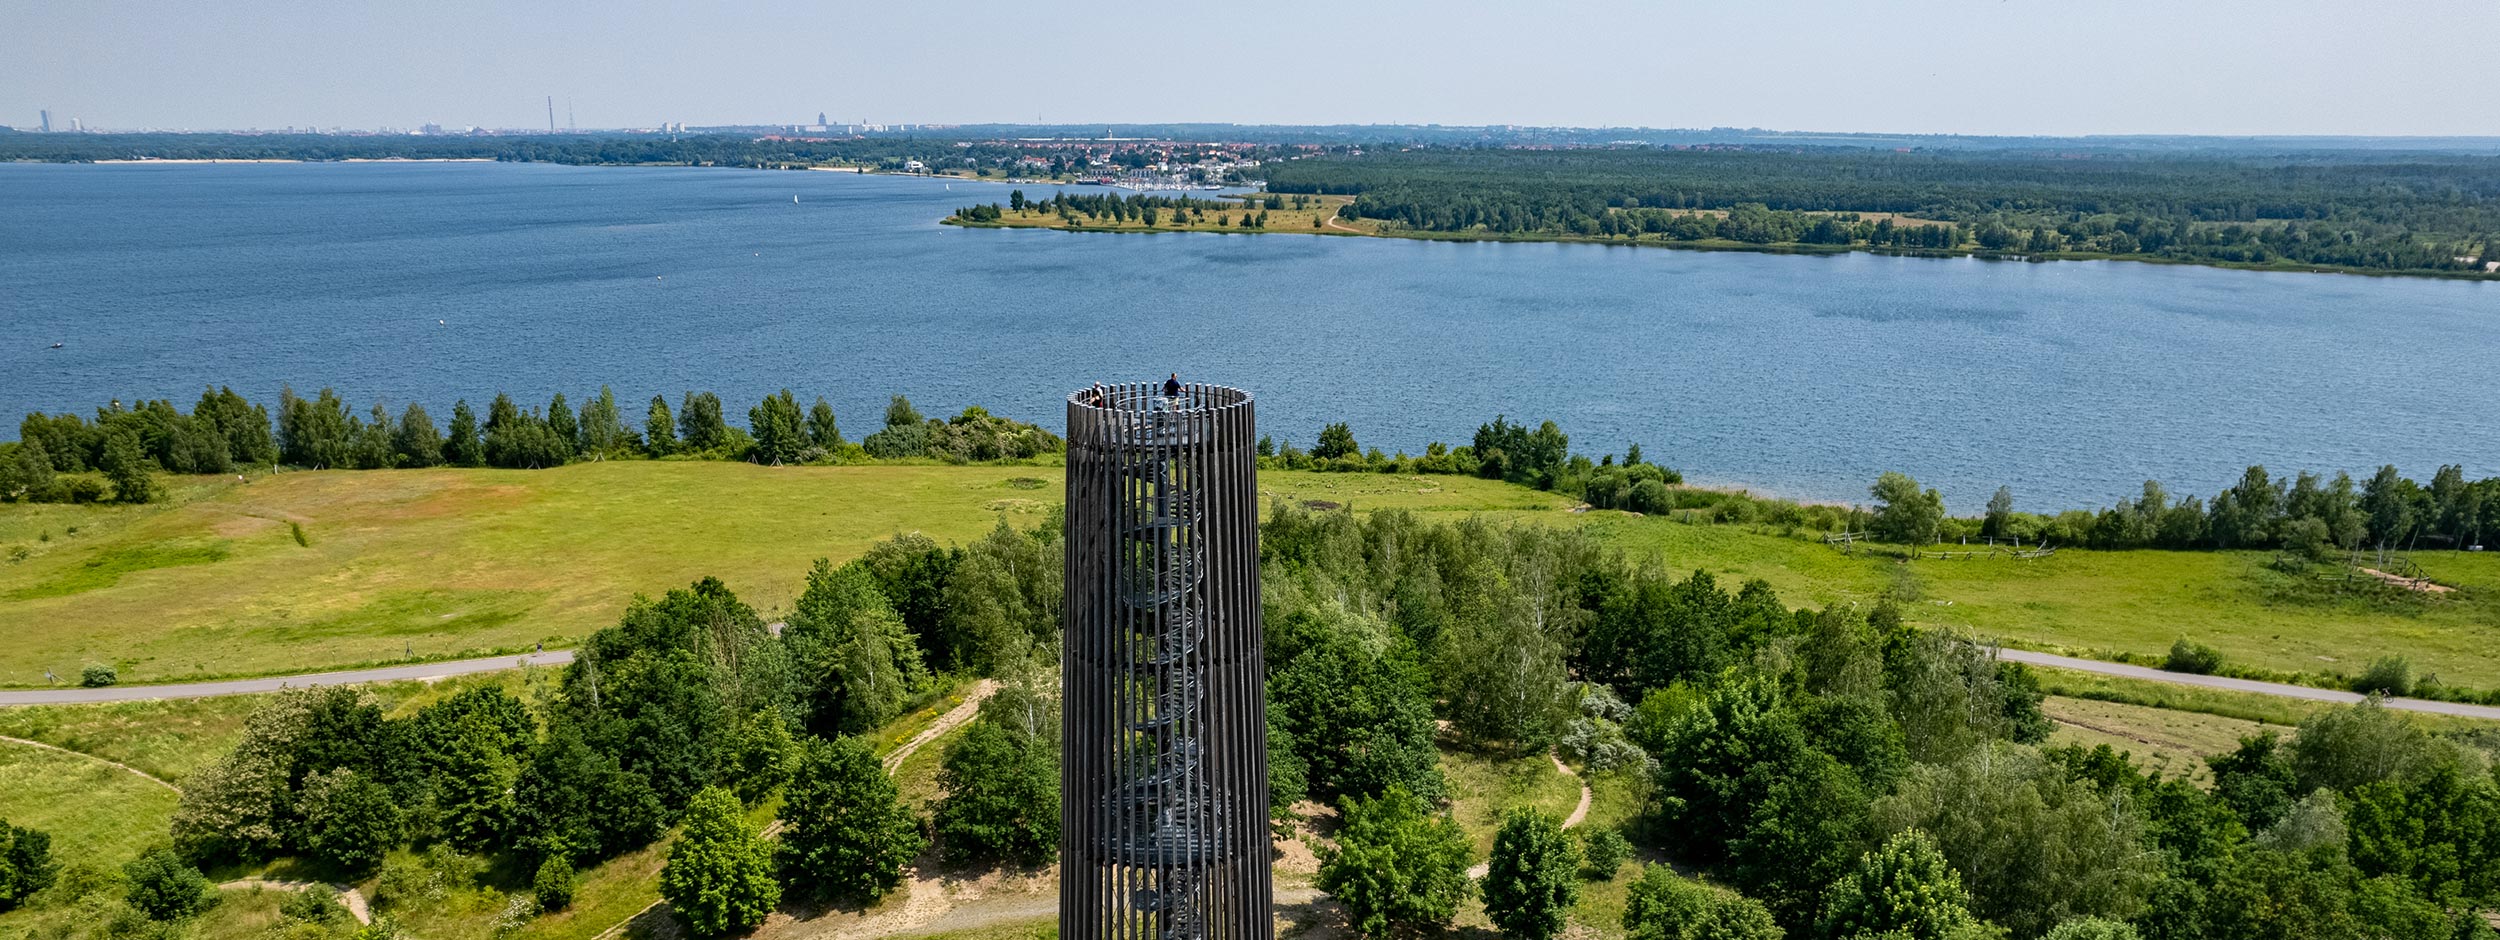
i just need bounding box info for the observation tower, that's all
[1061,382,1270,940]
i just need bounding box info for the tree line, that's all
[1,387,1062,503]
[1868,464,2500,555]
[1261,147,2500,275]
[953,190,1285,229]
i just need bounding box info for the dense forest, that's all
[6,500,2495,939]
[1261,148,2500,275]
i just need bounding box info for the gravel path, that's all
[0,651,576,705]
[1997,648,2500,720]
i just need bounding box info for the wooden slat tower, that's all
[1063,383,1270,940]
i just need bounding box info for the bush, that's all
[932,710,1060,867]
[490,894,538,937]
[2165,638,2224,675]
[1580,828,1631,880]
[532,856,574,912]
[1315,784,1473,938]
[60,476,108,503]
[2353,656,2412,696]
[0,821,58,911]
[1483,809,1580,940]
[279,886,352,927]
[78,663,117,687]
[2044,917,2142,940]
[1621,866,1783,940]
[123,848,214,921]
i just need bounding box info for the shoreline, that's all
[945,214,2500,283]
[25,156,2490,281]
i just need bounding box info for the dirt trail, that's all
[0,734,181,793]
[1468,752,1593,879]
[218,879,371,924]
[616,681,1005,940]
[888,680,999,771]
[2358,567,2454,593]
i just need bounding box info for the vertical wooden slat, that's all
[1061,383,1268,940]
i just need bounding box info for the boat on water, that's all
[50,342,63,349]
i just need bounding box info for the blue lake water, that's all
[2,161,2494,511]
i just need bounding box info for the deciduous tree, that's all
[1482,809,1580,940]
[779,736,924,901]
[1316,784,1473,938]
[659,786,781,936]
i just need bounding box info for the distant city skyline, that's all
[6,0,2496,137]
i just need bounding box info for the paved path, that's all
[1998,648,2500,720]
[0,734,182,792]
[0,651,576,706]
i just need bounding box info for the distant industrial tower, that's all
[1062,382,1270,940]
[38,110,51,133]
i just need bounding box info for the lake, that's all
[2,161,2494,511]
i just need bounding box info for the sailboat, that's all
[792,195,800,204]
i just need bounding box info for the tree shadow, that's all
[620,900,686,940]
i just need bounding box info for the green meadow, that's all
[3,462,2496,695]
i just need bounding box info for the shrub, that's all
[2352,656,2411,696]
[2044,916,2143,940]
[490,894,539,937]
[78,663,117,688]
[532,856,574,912]
[123,848,215,921]
[60,477,108,503]
[0,821,59,911]
[2164,638,2224,675]
[1315,784,1473,938]
[1580,828,1631,880]
[1483,809,1580,940]
[1621,866,1783,940]
[932,711,1060,867]
[279,886,351,927]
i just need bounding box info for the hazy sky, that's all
[7,0,2496,136]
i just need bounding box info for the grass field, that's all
[5,462,2498,699]
[0,739,182,868]
[2043,694,2283,786]
[0,463,1563,686]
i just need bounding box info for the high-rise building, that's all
[1062,382,1270,940]
[818,111,828,126]
[38,110,50,133]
